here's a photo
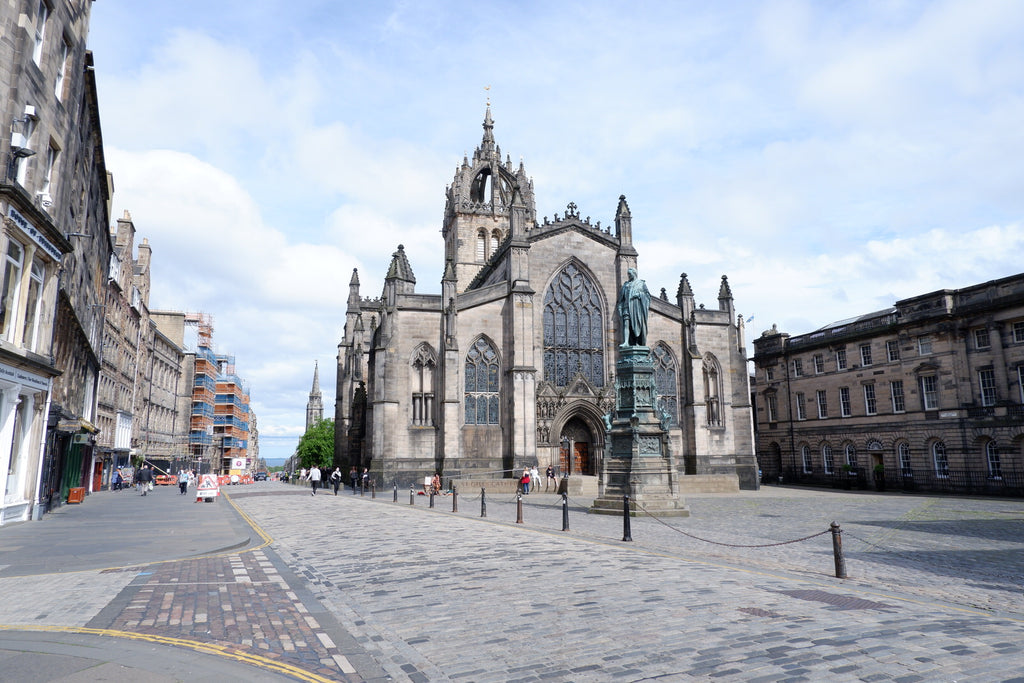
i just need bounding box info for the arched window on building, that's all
[898,442,912,478]
[490,229,501,256]
[411,345,436,426]
[465,337,499,424]
[703,354,723,426]
[652,344,677,427]
[845,443,858,472]
[476,229,487,262]
[801,445,813,474]
[543,263,604,388]
[932,441,949,478]
[822,443,834,475]
[986,441,1002,479]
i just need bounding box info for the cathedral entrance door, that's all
[573,442,590,475]
[559,417,594,476]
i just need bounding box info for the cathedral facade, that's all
[334,110,758,490]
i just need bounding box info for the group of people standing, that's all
[519,465,558,494]
[109,465,198,497]
[297,465,369,495]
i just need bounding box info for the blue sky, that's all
[85,0,1024,462]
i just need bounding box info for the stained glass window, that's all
[543,263,604,387]
[465,338,499,424]
[653,344,677,427]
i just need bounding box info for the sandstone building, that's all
[752,273,1024,495]
[335,110,757,491]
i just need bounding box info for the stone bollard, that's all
[429,490,435,508]
[480,488,487,518]
[371,481,375,499]
[409,485,414,506]
[622,495,633,542]
[561,492,569,531]
[831,521,847,578]
[516,493,524,524]
[452,484,458,513]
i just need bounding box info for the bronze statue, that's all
[618,267,651,347]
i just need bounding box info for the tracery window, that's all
[490,229,501,255]
[543,263,604,387]
[652,344,677,427]
[703,354,722,426]
[411,345,435,426]
[476,229,487,261]
[465,338,499,424]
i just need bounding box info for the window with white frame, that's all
[765,392,777,422]
[835,348,847,370]
[890,380,905,413]
[932,441,949,478]
[898,442,912,477]
[822,444,834,474]
[1,241,25,341]
[816,390,828,418]
[54,36,69,99]
[921,375,939,410]
[801,445,812,474]
[795,392,806,420]
[845,444,858,471]
[886,340,900,362]
[979,368,997,407]
[21,259,45,351]
[839,387,851,417]
[813,354,824,374]
[859,344,873,366]
[792,358,803,377]
[918,335,932,355]
[33,1,49,66]
[974,328,990,350]
[1014,321,1024,344]
[1018,366,1024,403]
[40,143,58,205]
[863,383,877,415]
[986,441,1002,479]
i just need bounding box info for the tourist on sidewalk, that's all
[309,465,322,495]
[137,465,154,496]
[330,467,342,495]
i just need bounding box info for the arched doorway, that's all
[559,417,594,475]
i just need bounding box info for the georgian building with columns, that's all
[335,109,757,490]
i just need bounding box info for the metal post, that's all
[480,488,487,518]
[561,492,569,531]
[516,493,524,524]
[393,482,398,502]
[371,481,376,499]
[452,484,458,513]
[360,481,365,497]
[622,495,633,542]
[429,490,435,508]
[831,521,847,578]
[409,485,414,505]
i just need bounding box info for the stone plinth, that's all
[590,347,689,517]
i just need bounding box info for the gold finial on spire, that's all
[484,84,491,107]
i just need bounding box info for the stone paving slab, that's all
[242,484,1024,682]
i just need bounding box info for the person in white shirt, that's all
[309,465,322,496]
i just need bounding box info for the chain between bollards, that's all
[830,521,847,578]
[622,495,633,542]
[452,484,458,513]
[480,487,487,518]
[561,492,569,531]
[516,493,524,524]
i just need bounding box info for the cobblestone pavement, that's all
[234,483,1024,682]
[1,482,1021,682]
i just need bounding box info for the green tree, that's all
[296,418,335,470]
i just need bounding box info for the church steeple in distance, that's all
[306,361,324,430]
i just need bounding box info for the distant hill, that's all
[263,458,288,468]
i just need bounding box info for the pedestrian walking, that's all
[330,467,342,495]
[350,466,358,493]
[112,469,123,492]
[309,465,322,495]
[362,468,370,491]
[545,465,555,492]
[137,465,154,496]
[178,468,189,495]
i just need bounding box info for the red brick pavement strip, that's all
[98,550,357,681]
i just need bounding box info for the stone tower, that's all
[306,361,323,430]
[442,107,537,291]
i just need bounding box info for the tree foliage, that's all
[296,418,334,470]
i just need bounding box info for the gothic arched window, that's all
[476,229,487,261]
[703,354,723,426]
[490,229,500,255]
[465,338,499,424]
[411,344,435,426]
[543,263,604,387]
[652,344,677,427]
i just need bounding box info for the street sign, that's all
[197,473,220,500]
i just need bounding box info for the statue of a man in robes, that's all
[618,267,651,347]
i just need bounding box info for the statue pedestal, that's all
[590,347,689,517]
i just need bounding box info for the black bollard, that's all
[561,492,569,531]
[831,521,847,578]
[429,490,435,508]
[622,495,633,542]
[452,484,458,513]
[516,493,524,524]
[409,486,414,505]
[371,481,376,499]
[481,487,487,518]
[360,482,365,497]
[393,483,398,503]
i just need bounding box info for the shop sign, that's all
[0,361,49,392]
[6,206,62,260]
